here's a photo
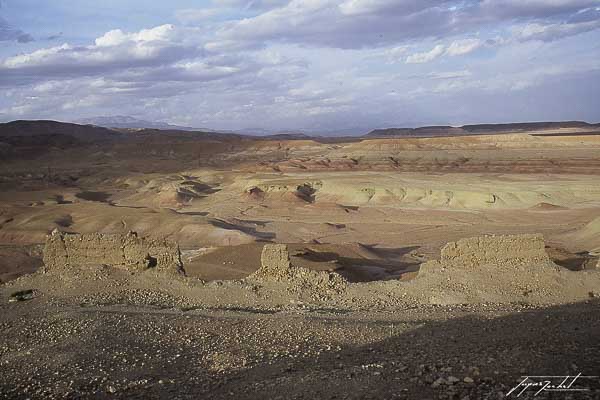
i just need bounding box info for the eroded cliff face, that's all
[43,230,184,274]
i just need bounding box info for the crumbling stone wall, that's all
[43,230,184,274]
[440,233,550,268]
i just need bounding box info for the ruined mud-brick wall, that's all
[249,244,346,293]
[254,244,293,280]
[440,234,550,267]
[43,230,184,274]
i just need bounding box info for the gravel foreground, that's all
[1,297,599,400]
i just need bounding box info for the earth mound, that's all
[43,230,184,274]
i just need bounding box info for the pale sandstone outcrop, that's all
[43,230,184,274]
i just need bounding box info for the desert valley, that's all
[0,120,599,399]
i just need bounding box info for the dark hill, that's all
[462,121,597,133]
[0,120,122,142]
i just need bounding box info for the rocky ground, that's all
[1,291,599,399]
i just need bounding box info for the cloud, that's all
[478,0,600,19]
[216,0,470,49]
[0,25,206,84]
[212,0,291,11]
[446,38,482,56]
[46,32,63,41]
[568,6,600,23]
[338,0,443,16]
[406,44,446,63]
[380,45,411,63]
[93,24,181,47]
[512,20,600,42]
[0,21,312,126]
[1,1,599,130]
[214,0,600,50]
[403,38,483,64]
[0,16,33,42]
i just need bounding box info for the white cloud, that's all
[217,0,472,49]
[212,0,290,11]
[403,38,484,64]
[3,44,70,69]
[512,20,600,42]
[172,61,241,80]
[94,24,182,47]
[339,0,396,15]
[406,44,445,63]
[446,38,482,56]
[338,0,443,16]
[479,0,600,18]
[1,25,192,72]
[0,25,204,83]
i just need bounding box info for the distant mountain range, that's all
[74,116,368,137]
[2,120,599,146]
[76,116,203,131]
[366,121,600,138]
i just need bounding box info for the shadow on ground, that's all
[4,299,597,399]
[293,245,422,282]
[207,300,600,399]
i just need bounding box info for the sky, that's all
[0,0,599,133]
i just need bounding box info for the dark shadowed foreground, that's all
[1,297,599,399]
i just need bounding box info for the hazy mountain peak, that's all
[76,116,199,131]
